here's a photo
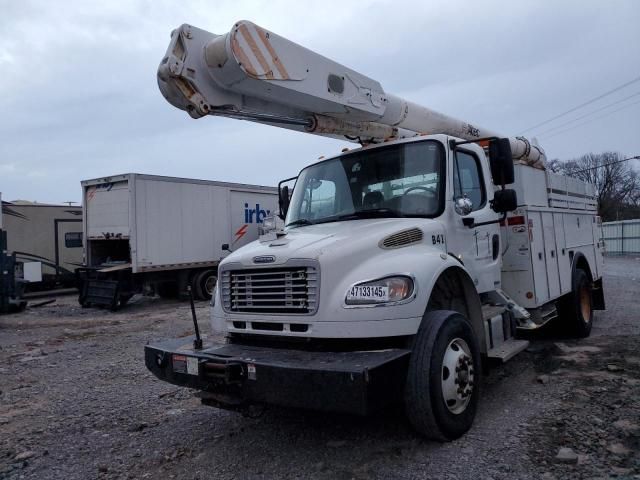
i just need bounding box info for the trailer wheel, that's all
[559,269,593,338]
[404,310,480,442]
[195,270,217,300]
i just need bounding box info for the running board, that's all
[487,339,529,362]
[516,304,558,331]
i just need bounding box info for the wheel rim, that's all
[441,338,474,414]
[579,285,591,323]
[203,275,217,296]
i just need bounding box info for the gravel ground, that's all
[1,256,639,479]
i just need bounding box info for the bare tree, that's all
[554,152,640,221]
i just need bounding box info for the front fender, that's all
[321,246,473,331]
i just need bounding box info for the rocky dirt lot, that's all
[1,256,639,480]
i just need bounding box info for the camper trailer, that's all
[1,200,83,291]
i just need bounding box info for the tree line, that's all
[547,152,640,221]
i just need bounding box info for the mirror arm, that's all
[462,212,507,229]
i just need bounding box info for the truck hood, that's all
[223,218,445,267]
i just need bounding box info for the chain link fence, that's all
[602,219,640,255]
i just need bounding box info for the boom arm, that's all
[158,21,545,167]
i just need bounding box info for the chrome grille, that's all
[221,266,318,314]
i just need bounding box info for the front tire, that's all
[404,310,481,441]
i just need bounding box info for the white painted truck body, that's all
[501,165,604,309]
[146,20,605,440]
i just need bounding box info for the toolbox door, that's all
[541,212,560,299]
[528,211,549,305]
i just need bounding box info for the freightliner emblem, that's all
[253,255,276,264]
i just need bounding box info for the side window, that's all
[454,151,486,211]
[65,232,83,248]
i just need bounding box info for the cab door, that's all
[445,147,501,293]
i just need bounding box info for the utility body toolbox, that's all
[500,165,605,315]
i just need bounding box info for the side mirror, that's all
[278,185,291,219]
[454,195,473,216]
[221,243,232,253]
[492,189,518,213]
[489,138,514,185]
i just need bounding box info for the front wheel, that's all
[404,310,481,441]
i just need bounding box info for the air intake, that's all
[380,228,423,249]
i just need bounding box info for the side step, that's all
[517,303,558,331]
[487,339,530,362]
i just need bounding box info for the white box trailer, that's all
[78,173,277,309]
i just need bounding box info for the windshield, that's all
[286,140,444,227]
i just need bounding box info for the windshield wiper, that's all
[335,208,405,220]
[285,218,315,227]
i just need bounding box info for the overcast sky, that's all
[1,0,639,204]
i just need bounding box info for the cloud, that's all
[1,0,639,203]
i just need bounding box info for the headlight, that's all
[345,275,414,306]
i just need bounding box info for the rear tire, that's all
[558,268,593,338]
[195,270,217,301]
[404,310,481,442]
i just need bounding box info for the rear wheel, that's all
[195,270,217,300]
[404,310,481,441]
[558,268,593,338]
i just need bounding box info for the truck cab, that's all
[212,135,506,341]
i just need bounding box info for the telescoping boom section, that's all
[157,21,545,168]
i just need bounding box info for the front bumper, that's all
[145,336,411,415]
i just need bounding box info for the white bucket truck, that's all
[145,21,605,440]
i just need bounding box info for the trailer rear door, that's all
[85,180,130,239]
